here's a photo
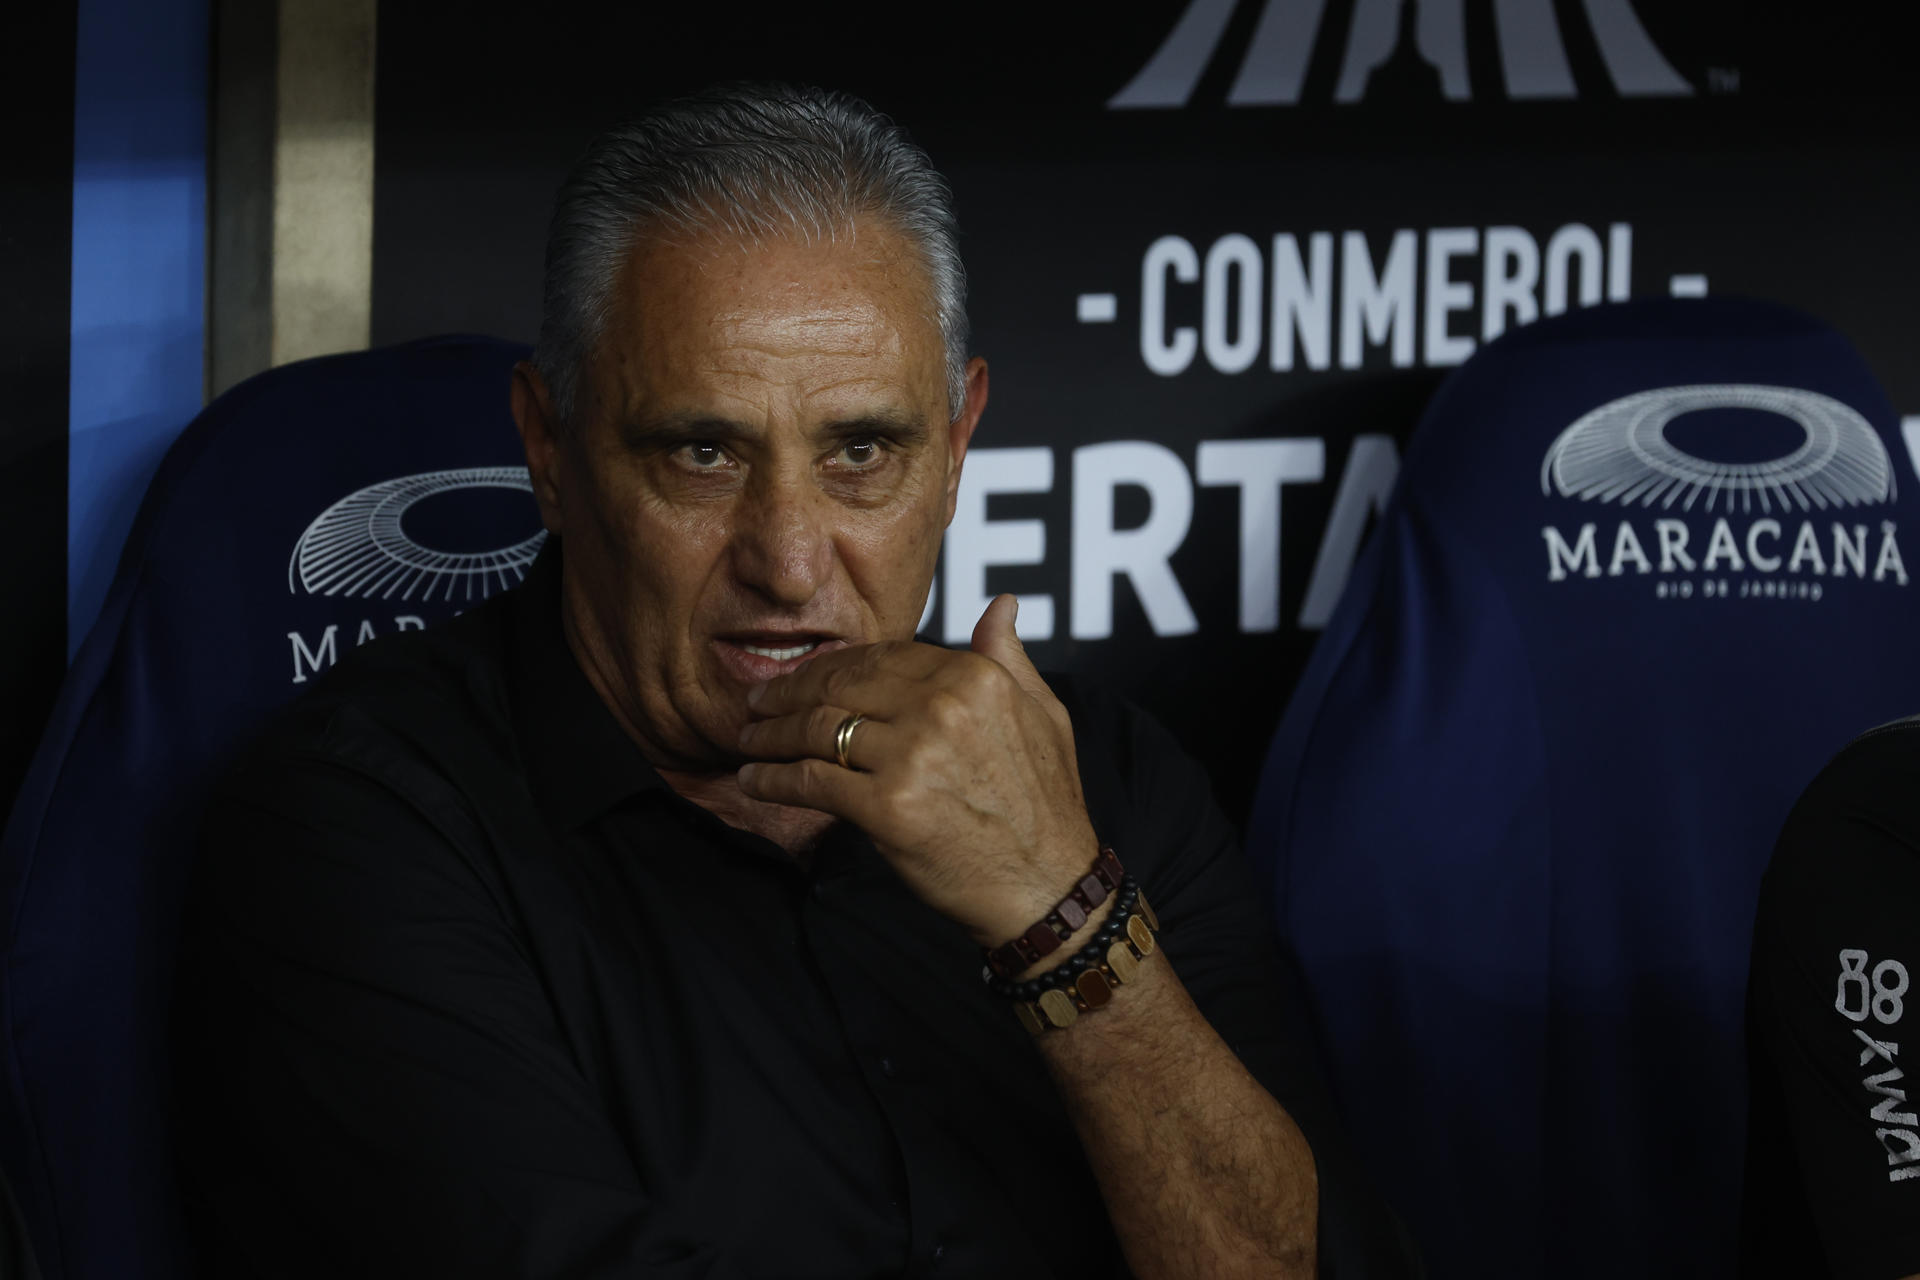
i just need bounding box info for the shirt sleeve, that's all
[1747,740,1920,1280]
[1064,680,1424,1280]
[174,748,746,1280]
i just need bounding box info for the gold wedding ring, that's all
[833,713,868,770]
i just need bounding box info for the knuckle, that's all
[924,689,969,731]
[899,738,938,778]
[875,775,916,812]
[958,654,1004,698]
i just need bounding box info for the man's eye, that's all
[683,443,728,469]
[838,439,882,468]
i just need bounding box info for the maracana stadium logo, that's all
[1114,0,1693,109]
[1537,385,1908,594]
[1542,385,1895,513]
[288,467,547,602]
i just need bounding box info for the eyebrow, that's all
[618,410,932,449]
[818,412,931,448]
[618,413,756,449]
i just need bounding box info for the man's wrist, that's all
[980,843,1124,974]
[1012,894,1120,981]
[989,877,1164,1035]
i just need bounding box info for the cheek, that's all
[635,503,735,603]
[589,471,734,613]
[841,485,946,617]
[636,495,731,554]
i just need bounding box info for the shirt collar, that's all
[505,538,671,829]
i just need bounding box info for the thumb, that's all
[971,594,1047,696]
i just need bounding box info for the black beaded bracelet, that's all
[1006,884,1165,1036]
[981,878,1140,1000]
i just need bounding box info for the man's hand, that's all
[741,595,1321,1279]
[735,595,1097,946]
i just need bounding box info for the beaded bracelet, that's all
[981,878,1141,998]
[982,846,1126,979]
[1004,885,1164,1037]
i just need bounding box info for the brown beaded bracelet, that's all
[983,846,1126,979]
[1012,896,1162,1036]
[982,878,1141,999]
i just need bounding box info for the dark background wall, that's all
[369,0,1919,821]
[3,1,1913,826]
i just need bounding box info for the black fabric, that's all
[1741,720,1920,1280]
[172,542,1415,1279]
[3,1165,43,1280]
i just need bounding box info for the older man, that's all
[176,85,1413,1278]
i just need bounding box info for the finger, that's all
[970,594,1050,701]
[737,756,871,819]
[737,705,897,769]
[748,646,944,718]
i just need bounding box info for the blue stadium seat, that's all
[0,337,542,1280]
[1248,297,1920,1279]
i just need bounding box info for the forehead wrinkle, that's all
[636,226,930,336]
[691,350,886,398]
[706,328,889,362]
[799,372,905,402]
[600,220,944,425]
[702,319,907,382]
[713,296,901,343]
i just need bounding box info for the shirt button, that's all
[932,1243,946,1264]
[879,1056,898,1079]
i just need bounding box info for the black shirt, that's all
[174,545,1415,1279]
[1741,719,1920,1280]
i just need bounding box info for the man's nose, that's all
[731,471,835,607]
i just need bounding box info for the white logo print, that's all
[1536,385,1909,594]
[288,467,547,602]
[1541,384,1896,515]
[1112,0,1692,109]
[1836,949,1920,1182]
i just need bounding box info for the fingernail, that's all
[747,682,767,708]
[738,763,759,787]
[737,722,756,747]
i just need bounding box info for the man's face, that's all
[515,221,985,771]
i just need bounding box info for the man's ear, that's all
[943,356,990,527]
[511,361,567,535]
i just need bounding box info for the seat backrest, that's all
[0,337,542,1280]
[1248,298,1920,1280]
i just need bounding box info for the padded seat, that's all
[0,337,540,1280]
[1249,297,1920,1279]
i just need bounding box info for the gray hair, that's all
[533,83,970,431]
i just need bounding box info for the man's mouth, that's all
[710,632,845,683]
[739,640,820,661]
